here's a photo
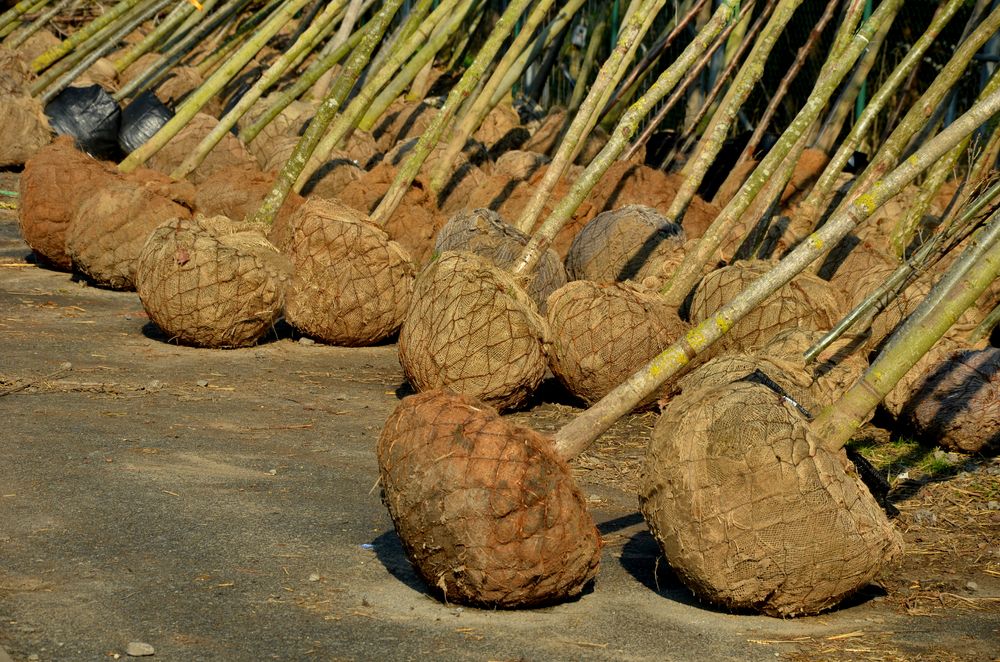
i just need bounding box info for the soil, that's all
[0,170,998,661]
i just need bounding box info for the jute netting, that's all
[66,174,192,290]
[283,198,415,346]
[640,380,903,616]
[690,260,843,357]
[434,208,567,312]
[0,96,50,168]
[565,205,685,283]
[546,279,688,407]
[135,215,291,348]
[147,113,256,184]
[398,251,549,411]
[378,390,601,608]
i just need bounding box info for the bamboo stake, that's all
[805,178,1000,362]
[0,0,47,39]
[568,20,607,114]
[249,0,406,228]
[426,0,589,194]
[35,0,170,103]
[660,0,806,223]
[368,0,534,228]
[659,0,902,310]
[968,300,1000,344]
[5,0,72,49]
[118,0,312,173]
[295,0,454,187]
[30,0,144,73]
[170,0,347,179]
[552,85,1000,459]
[356,0,470,133]
[111,0,196,73]
[422,0,561,192]
[307,0,364,101]
[810,208,1000,452]
[0,0,49,35]
[192,0,283,75]
[511,0,667,234]
[510,0,739,277]
[238,14,369,144]
[622,0,754,162]
[844,5,1000,208]
[891,71,1000,256]
[658,0,778,169]
[797,0,965,229]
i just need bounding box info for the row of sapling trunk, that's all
[3,0,1000,619]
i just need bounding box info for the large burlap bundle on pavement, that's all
[66,170,192,289]
[135,215,291,347]
[640,379,903,616]
[147,113,256,184]
[690,260,843,356]
[283,199,415,346]
[398,251,550,410]
[378,390,601,608]
[434,208,566,312]
[897,348,1000,453]
[0,95,51,167]
[18,136,117,270]
[565,206,684,283]
[546,280,687,407]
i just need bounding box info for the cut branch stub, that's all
[135,215,291,348]
[377,390,601,608]
[398,251,550,411]
[639,378,902,616]
[280,199,415,346]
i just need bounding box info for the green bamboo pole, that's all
[35,0,170,103]
[797,0,965,229]
[118,0,313,173]
[810,208,1000,452]
[968,118,1000,188]
[4,0,70,49]
[0,0,49,35]
[356,0,471,133]
[805,179,1000,363]
[368,0,535,228]
[660,0,807,224]
[294,0,454,186]
[844,5,1000,208]
[112,0,238,102]
[569,20,607,114]
[238,14,369,144]
[422,0,562,192]
[0,0,48,39]
[658,0,778,169]
[511,0,666,234]
[112,0,197,73]
[30,0,144,73]
[510,0,740,277]
[658,0,902,309]
[622,0,753,162]
[192,0,283,75]
[250,0,407,228]
[307,0,365,101]
[170,0,348,179]
[551,84,1000,459]
[968,300,1000,344]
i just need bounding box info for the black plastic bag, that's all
[118,91,174,154]
[44,84,122,161]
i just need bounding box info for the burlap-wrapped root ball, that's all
[135,215,291,348]
[690,260,843,357]
[398,251,550,410]
[282,199,415,346]
[565,205,684,283]
[378,390,602,607]
[760,329,869,407]
[66,173,193,289]
[434,208,567,312]
[639,380,903,616]
[147,113,256,184]
[0,95,51,167]
[546,280,687,407]
[18,136,117,270]
[899,348,1000,454]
